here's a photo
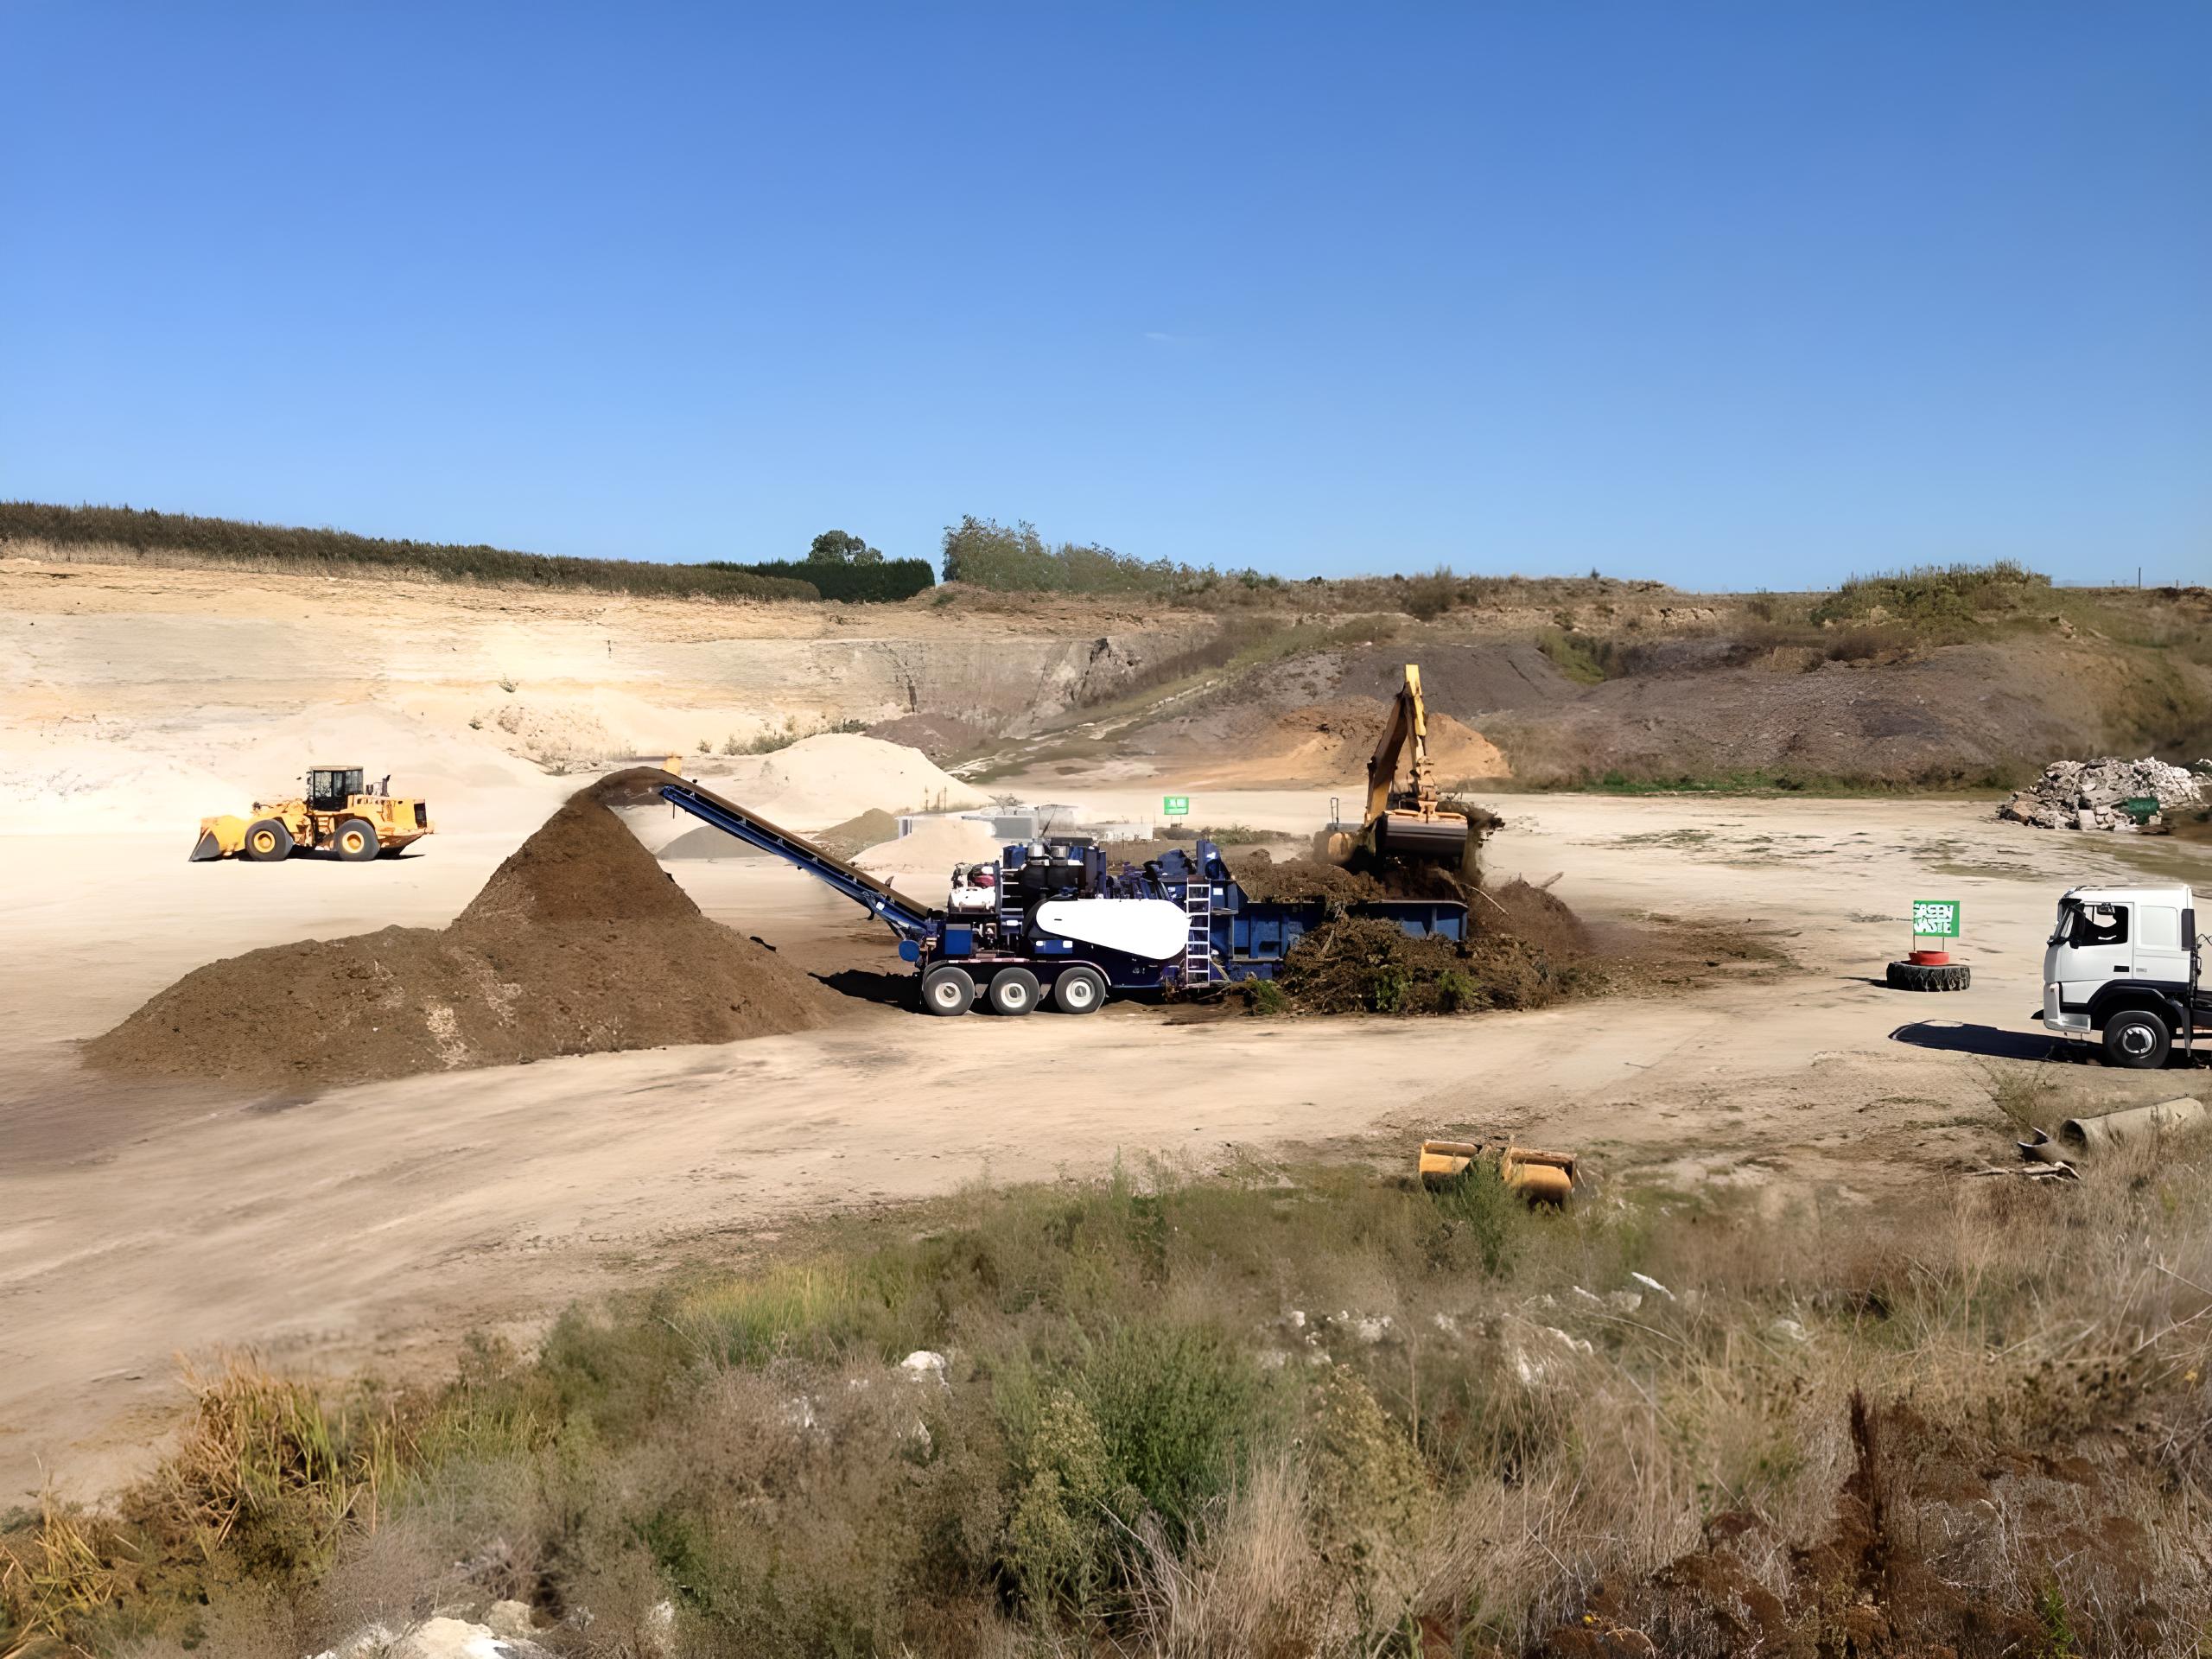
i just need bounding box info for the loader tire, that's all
[1052,966,1107,1014]
[334,818,380,862]
[244,818,294,862]
[920,965,976,1017]
[1886,960,1969,992]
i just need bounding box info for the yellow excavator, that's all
[190,766,434,863]
[1325,664,1476,870]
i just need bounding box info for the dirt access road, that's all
[3,791,2207,1501]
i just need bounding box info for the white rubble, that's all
[1999,757,2207,833]
[310,1616,556,1659]
[899,1349,950,1386]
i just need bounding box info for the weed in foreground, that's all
[13,1139,2212,1656]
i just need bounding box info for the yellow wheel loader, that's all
[191,766,435,863]
[1325,664,1477,870]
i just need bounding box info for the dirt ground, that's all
[4,785,2209,1503]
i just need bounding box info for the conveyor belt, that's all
[658,780,939,940]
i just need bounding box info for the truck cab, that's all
[2042,884,2204,1067]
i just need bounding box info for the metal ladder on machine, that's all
[1182,880,1217,988]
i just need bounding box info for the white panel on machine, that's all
[1033,898,1192,962]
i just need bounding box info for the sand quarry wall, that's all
[85,772,845,1088]
[0,556,1210,830]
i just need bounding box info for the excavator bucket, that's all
[1374,810,1471,864]
[189,830,223,862]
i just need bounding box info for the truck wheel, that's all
[2102,1009,2172,1070]
[334,818,380,862]
[988,967,1040,1016]
[244,818,294,862]
[1886,960,1971,991]
[1052,966,1107,1015]
[920,965,975,1017]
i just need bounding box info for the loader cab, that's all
[306,766,365,812]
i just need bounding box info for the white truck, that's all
[2040,884,2208,1068]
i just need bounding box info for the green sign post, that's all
[1910,899,1961,941]
[1162,795,1191,818]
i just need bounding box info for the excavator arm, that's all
[1349,664,1471,867]
[1363,664,1440,825]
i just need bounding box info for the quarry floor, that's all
[3,790,2207,1503]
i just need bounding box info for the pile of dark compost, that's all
[86,772,843,1087]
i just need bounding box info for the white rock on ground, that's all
[899,1349,950,1386]
[311,1616,556,1659]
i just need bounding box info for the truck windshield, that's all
[2049,900,2076,946]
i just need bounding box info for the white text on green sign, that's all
[1911,899,1961,938]
[1163,796,1190,817]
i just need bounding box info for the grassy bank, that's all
[0,505,821,603]
[9,1109,2212,1657]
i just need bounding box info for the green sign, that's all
[1911,899,1961,939]
[1163,795,1191,817]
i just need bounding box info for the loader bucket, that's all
[1419,1140,1580,1208]
[189,830,223,862]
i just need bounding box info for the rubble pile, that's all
[1999,756,2207,832]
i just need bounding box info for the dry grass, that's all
[11,1119,2212,1656]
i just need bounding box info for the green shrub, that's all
[1072,1320,1258,1541]
[1,502,821,601]
[1535,626,1623,683]
[940,515,1204,595]
[713,557,935,602]
[1428,1160,1525,1278]
[1811,559,2050,631]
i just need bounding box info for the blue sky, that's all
[3,3,2206,588]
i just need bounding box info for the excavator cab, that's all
[1329,664,1475,870]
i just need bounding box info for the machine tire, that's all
[244,818,294,862]
[2102,1008,2172,1070]
[920,965,976,1017]
[1052,965,1107,1015]
[334,818,380,862]
[1886,960,1970,991]
[987,967,1041,1016]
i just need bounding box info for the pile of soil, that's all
[1536,1392,2168,1657]
[86,772,843,1087]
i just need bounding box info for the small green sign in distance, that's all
[1163,795,1190,817]
[1910,899,1961,939]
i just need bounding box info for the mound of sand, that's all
[656,823,770,861]
[852,815,1004,877]
[734,734,986,826]
[86,771,843,1088]
[657,804,903,863]
[1137,696,1510,789]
